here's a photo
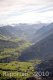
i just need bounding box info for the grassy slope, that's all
[0,60,41,80]
[0,40,31,62]
[0,36,41,80]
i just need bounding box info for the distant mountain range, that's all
[32,23,53,43]
[18,23,53,61]
[0,23,48,41]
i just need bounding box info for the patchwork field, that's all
[0,61,41,80]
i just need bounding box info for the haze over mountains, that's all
[32,23,53,43]
[18,23,53,61]
[0,23,47,41]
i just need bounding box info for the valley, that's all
[0,23,53,80]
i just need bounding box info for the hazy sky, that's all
[0,0,53,24]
